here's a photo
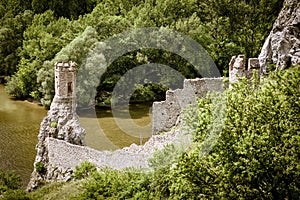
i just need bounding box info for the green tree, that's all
[1,0,32,14]
[173,66,300,198]
[37,26,102,107]
[4,0,284,104]
[0,10,33,76]
[32,0,97,19]
[6,10,79,99]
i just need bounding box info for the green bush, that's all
[73,161,97,180]
[73,168,152,200]
[171,66,300,199]
[0,169,29,199]
[35,162,47,175]
[71,66,300,199]
[148,144,182,170]
[1,189,30,200]
[0,169,22,194]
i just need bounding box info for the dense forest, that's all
[0,0,283,107]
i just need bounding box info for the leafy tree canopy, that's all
[2,0,283,106]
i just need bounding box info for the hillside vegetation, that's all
[1,66,299,199]
[0,0,283,106]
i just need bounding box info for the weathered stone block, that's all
[229,55,246,85]
[152,77,223,135]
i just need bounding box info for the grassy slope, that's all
[28,180,84,200]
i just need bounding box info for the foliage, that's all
[35,162,46,175]
[172,66,300,199]
[50,121,57,128]
[216,66,300,198]
[31,0,97,19]
[0,168,29,199]
[72,66,300,199]
[27,181,82,200]
[0,189,30,200]
[0,169,21,193]
[0,10,33,76]
[73,161,97,180]
[72,168,152,200]
[2,0,283,106]
[5,10,80,99]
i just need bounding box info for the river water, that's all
[0,85,151,186]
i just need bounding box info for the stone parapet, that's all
[152,77,224,135]
[229,55,262,85]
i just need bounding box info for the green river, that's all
[0,85,151,186]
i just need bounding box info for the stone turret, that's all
[27,61,86,191]
[54,61,76,99]
[53,61,77,112]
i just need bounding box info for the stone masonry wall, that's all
[28,1,299,190]
[229,55,261,85]
[152,77,224,135]
[38,127,184,183]
[152,54,263,135]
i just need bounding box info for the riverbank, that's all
[0,85,152,187]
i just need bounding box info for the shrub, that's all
[0,169,28,200]
[73,161,97,180]
[35,162,47,175]
[50,121,57,128]
[1,189,30,200]
[73,168,152,200]
[171,66,300,199]
[0,169,21,193]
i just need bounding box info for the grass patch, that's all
[28,180,83,200]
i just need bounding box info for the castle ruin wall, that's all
[152,77,224,135]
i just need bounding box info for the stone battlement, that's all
[54,61,77,99]
[229,55,260,85]
[152,77,224,135]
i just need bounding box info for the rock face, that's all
[27,62,86,191]
[259,0,300,74]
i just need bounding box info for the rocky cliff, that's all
[27,98,86,191]
[259,0,300,74]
